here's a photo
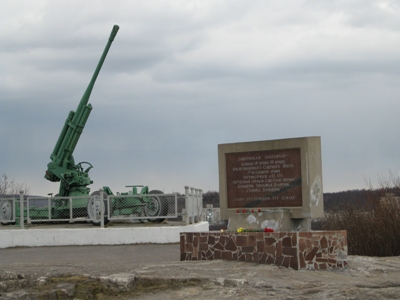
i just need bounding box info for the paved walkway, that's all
[0,244,180,274]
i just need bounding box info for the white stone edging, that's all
[0,222,209,249]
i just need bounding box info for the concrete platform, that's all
[0,221,209,249]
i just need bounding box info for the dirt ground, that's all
[1,244,400,299]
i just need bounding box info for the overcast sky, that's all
[1,0,400,196]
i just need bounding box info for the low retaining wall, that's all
[0,222,209,248]
[180,230,347,270]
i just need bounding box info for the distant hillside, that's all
[324,187,400,212]
[203,188,400,211]
[323,189,371,212]
[202,191,220,207]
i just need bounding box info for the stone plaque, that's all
[219,137,324,230]
[226,148,302,208]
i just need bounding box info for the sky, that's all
[1,0,400,196]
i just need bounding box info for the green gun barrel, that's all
[50,25,119,167]
[45,25,119,196]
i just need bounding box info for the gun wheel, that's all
[145,190,168,223]
[0,199,15,225]
[87,191,109,226]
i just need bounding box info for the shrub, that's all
[322,189,400,256]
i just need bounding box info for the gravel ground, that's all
[1,244,400,299]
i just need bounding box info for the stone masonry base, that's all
[180,230,347,270]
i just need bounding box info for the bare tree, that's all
[364,170,400,190]
[0,173,30,196]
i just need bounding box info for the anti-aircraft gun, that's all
[0,25,169,226]
[43,25,168,225]
[42,25,119,224]
[45,25,119,198]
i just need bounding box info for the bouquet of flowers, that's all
[237,227,274,233]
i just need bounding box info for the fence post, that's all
[19,190,24,229]
[100,188,104,228]
[69,197,73,222]
[174,193,178,219]
[48,196,52,220]
[26,197,30,224]
[184,186,190,225]
[199,189,203,221]
[193,188,200,223]
[190,187,195,224]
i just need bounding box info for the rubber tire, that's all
[145,190,168,223]
[0,199,15,225]
[88,191,109,226]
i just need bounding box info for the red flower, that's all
[258,208,261,212]
[236,210,240,213]
[242,209,247,213]
[264,228,274,232]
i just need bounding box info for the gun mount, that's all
[45,25,119,197]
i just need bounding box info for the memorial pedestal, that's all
[180,230,347,270]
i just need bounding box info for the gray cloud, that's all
[1,1,400,196]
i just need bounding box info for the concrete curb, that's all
[0,222,209,248]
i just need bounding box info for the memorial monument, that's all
[180,136,347,270]
[218,136,324,231]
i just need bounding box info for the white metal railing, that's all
[27,195,91,223]
[0,186,203,228]
[183,186,203,225]
[101,192,178,222]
